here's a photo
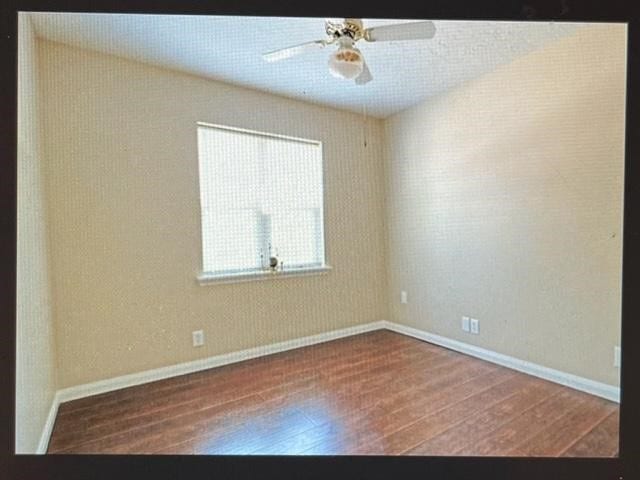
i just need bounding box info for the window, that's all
[196,122,328,282]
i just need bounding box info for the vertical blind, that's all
[197,123,325,275]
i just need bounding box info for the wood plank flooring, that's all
[47,330,619,456]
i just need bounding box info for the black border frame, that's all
[3,1,639,479]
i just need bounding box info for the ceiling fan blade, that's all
[262,40,329,62]
[364,21,436,42]
[355,60,372,85]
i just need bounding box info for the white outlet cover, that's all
[470,318,479,334]
[614,346,621,368]
[462,316,470,332]
[192,330,204,347]
[401,291,408,304]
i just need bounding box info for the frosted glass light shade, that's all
[328,47,364,79]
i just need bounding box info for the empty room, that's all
[16,12,626,457]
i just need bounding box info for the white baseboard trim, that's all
[37,391,61,454]
[382,321,620,403]
[53,318,618,417]
[56,320,387,404]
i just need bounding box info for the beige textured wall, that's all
[16,15,58,453]
[38,40,388,389]
[384,23,626,386]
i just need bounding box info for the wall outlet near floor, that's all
[461,316,470,332]
[400,291,408,304]
[614,346,621,368]
[192,330,205,347]
[470,318,480,335]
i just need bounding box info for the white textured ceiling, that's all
[29,12,584,118]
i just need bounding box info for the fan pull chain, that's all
[363,103,368,148]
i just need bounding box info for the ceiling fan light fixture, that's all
[263,18,436,85]
[327,46,364,80]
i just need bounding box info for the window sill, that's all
[197,265,332,286]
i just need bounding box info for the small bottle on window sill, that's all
[269,256,279,273]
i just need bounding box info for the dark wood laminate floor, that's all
[47,330,619,456]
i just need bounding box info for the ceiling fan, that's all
[262,18,436,85]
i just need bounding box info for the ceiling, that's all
[28,13,584,118]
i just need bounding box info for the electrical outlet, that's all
[470,318,480,335]
[614,346,621,368]
[400,291,408,304]
[192,330,204,347]
[461,316,470,332]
